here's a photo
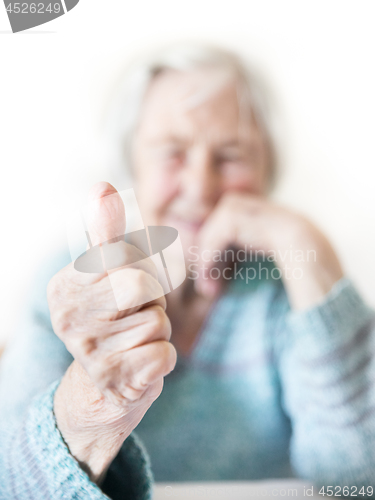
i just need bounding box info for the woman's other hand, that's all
[195,192,343,310]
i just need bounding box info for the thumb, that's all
[85,182,126,247]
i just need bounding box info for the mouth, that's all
[165,214,204,233]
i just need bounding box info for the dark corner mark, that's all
[3,0,80,33]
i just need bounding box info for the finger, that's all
[85,182,126,247]
[84,184,161,283]
[118,341,177,402]
[96,305,172,350]
[195,209,233,298]
[107,267,166,313]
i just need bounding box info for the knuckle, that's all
[134,374,153,394]
[137,379,164,403]
[148,307,169,334]
[121,370,149,401]
[165,342,177,372]
[158,341,177,374]
[121,383,145,402]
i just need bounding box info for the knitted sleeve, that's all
[274,277,375,491]
[0,380,153,500]
[0,254,154,499]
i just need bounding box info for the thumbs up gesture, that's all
[49,182,177,484]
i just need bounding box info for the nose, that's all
[180,145,221,206]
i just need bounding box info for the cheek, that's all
[137,167,180,215]
[221,167,266,195]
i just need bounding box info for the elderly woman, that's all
[1,44,375,499]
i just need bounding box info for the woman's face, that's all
[132,69,270,248]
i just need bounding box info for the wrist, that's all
[273,218,344,310]
[54,361,130,484]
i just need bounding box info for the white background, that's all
[0,0,374,345]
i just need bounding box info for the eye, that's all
[217,145,261,170]
[222,154,244,164]
[216,150,246,168]
[158,146,185,168]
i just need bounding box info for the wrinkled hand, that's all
[49,182,176,483]
[194,192,343,310]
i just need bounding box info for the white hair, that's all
[103,42,281,190]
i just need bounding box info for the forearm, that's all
[276,277,375,485]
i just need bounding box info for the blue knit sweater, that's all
[1,254,375,499]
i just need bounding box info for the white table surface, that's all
[153,479,321,499]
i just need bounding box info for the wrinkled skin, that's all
[51,182,176,483]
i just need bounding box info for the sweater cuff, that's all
[285,277,374,357]
[6,380,153,500]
